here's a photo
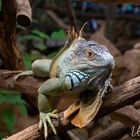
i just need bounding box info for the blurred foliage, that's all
[50,30,66,40]
[0,90,27,138]
[0,133,4,140]
[19,29,66,69]
[19,29,66,52]
[23,53,42,69]
[2,109,16,132]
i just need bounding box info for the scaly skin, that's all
[15,26,115,139]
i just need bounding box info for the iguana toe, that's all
[39,111,58,139]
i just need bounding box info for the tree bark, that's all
[0,0,24,70]
[110,106,140,127]
[88,122,129,140]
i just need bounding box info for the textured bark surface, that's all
[0,0,24,70]
[88,122,129,140]
[110,106,140,127]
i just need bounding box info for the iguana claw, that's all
[39,110,58,139]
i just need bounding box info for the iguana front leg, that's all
[38,73,83,139]
[14,59,52,80]
[38,78,65,139]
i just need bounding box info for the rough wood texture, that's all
[0,70,42,94]
[88,122,129,140]
[5,123,42,140]
[110,106,140,127]
[2,72,140,140]
[0,0,24,70]
[16,0,32,26]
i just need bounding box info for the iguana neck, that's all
[49,41,71,78]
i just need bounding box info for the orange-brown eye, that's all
[86,50,96,60]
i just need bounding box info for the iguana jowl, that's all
[15,25,115,139]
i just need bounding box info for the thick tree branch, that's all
[88,122,129,140]
[0,0,24,70]
[1,71,140,139]
[110,106,140,127]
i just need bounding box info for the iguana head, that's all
[66,25,115,91]
[71,38,115,68]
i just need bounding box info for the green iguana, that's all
[15,24,115,139]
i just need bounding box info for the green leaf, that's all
[20,34,41,41]
[0,91,25,104]
[0,94,6,104]
[23,53,32,69]
[51,30,66,40]
[32,29,50,39]
[2,109,16,132]
[34,43,47,51]
[0,133,5,139]
[17,104,27,116]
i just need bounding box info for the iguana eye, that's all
[85,50,96,60]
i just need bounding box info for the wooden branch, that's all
[5,124,42,140]
[88,122,129,140]
[110,106,140,127]
[0,70,41,96]
[16,0,32,26]
[2,71,140,139]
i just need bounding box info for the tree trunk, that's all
[0,0,24,70]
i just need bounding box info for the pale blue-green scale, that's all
[70,73,81,87]
[65,69,89,90]
[59,47,75,75]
